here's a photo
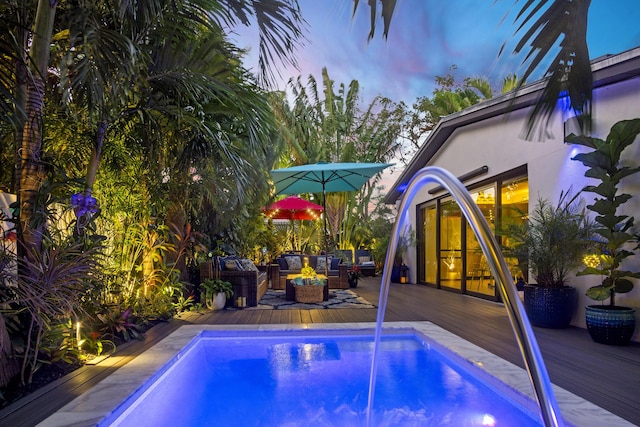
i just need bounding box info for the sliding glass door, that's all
[417,169,529,301]
[422,205,438,284]
[439,198,462,290]
[465,186,496,296]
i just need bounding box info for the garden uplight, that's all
[76,322,82,349]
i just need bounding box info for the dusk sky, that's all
[234,1,640,106]
[233,1,640,191]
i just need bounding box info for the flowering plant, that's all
[301,265,316,277]
[71,193,99,218]
[348,265,361,281]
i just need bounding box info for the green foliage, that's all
[499,193,594,288]
[96,306,144,343]
[367,199,397,270]
[568,118,640,304]
[275,68,402,251]
[201,279,234,299]
[403,66,524,163]
[394,226,416,266]
[81,332,115,358]
[4,240,100,385]
[40,321,84,365]
[172,294,196,313]
[0,0,306,390]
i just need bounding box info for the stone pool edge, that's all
[37,322,632,427]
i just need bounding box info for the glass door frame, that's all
[415,165,528,302]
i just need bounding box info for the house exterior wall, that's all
[397,74,640,338]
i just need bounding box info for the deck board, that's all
[1,277,639,426]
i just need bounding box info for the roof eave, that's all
[383,46,640,204]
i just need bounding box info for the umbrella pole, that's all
[322,188,329,276]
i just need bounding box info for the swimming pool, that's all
[38,322,632,427]
[107,331,539,426]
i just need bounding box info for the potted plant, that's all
[391,226,415,283]
[500,193,594,328]
[348,265,361,288]
[200,279,233,310]
[568,118,640,345]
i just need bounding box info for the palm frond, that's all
[510,0,592,140]
[353,0,398,40]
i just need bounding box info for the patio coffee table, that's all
[285,274,329,301]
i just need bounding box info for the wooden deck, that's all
[2,277,639,426]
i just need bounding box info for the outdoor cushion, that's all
[277,257,288,270]
[316,257,327,272]
[330,257,341,270]
[358,256,371,264]
[238,258,258,272]
[285,256,302,270]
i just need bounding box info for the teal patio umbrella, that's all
[270,162,393,273]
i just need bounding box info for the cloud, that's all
[233,0,640,106]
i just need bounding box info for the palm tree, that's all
[274,68,403,249]
[402,68,524,164]
[355,0,593,140]
[0,0,305,387]
[2,0,304,252]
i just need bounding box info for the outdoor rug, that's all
[250,289,376,310]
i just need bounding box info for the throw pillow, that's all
[285,256,302,270]
[239,258,258,271]
[358,256,371,264]
[330,257,341,270]
[277,257,288,270]
[316,257,327,272]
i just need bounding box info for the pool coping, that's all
[37,321,633,427]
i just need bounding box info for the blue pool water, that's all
[104,330,542,426]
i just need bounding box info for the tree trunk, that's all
[85,120,108,195]
[11,0,58,386]
[19,77,47,252]
[18,0,58,254]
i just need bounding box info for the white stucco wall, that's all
[399,75,640,339]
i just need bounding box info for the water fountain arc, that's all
[367,166,565,427]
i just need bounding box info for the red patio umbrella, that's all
[262,195,324,221]
[262,195,324,250]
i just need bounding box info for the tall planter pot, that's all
[391,265,408,283]
[585,305,636,346]
[523,285,578,328]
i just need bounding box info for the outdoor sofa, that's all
[355,249,376,276]
[200,257,268,307]
[270,253,349,289]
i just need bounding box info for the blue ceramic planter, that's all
[523,285,577,328]
[585,305,636,345]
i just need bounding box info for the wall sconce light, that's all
[563,116,582,142]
